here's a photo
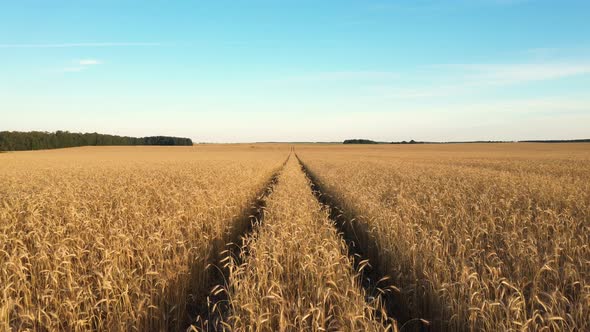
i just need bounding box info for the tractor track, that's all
[188,154,290,330]
[296,153,432,332]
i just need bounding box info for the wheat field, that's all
[1,143,588,331]
[297,143,590,331]
[0,145,286,331]
[218,156,394,331]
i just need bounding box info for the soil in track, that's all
[189,156,288,330]
[296,154,431,332]
[216,156,396,331]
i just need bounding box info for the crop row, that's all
[0,146,286,331]
[297,145,590,331]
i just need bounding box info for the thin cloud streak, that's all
[268,71,400,84]
[445,63,590,83]
[374,62,590,99]
[78,59,102,65]
[0,42,161,48]
[54,59,103,73]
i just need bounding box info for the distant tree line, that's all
[0,131,193,151]
[343,139,424,144]
[391,140,423,144]
[344,138,590,145]
[520,139,590,143]
[343,139,379,144]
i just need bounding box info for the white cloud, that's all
[370,62,590,99]
[0,42,160,48]
[473,0,530,5]
[78,59,102,66]
[431,97,590,116]
[55,59,102,73]
[446,63,590,83]
[370,86,458,99]
[268,61,590,100]
[273,71,399,84]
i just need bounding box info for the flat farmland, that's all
[296,143,590,331]
[0,145,287,331]
[1,143,588,331]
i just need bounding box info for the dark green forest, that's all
[521,139,590,143]
[0,131,193,151]
[343,139,378,144]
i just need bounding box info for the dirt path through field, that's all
[190,155,289,329]
[201,155,396,331]
[296,154,435,332]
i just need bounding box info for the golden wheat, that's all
[218,157,394,331]
[297,143,590,331]
[2,143,588,331]
[0,145,287,331]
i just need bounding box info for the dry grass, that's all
[219,157,395,331]
[0,146,287,331]
[297,143,590,331]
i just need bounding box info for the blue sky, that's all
[1,0,589,142]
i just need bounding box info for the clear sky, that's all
[1,0,589,142]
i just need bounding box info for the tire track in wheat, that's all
[216,154,395,331]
